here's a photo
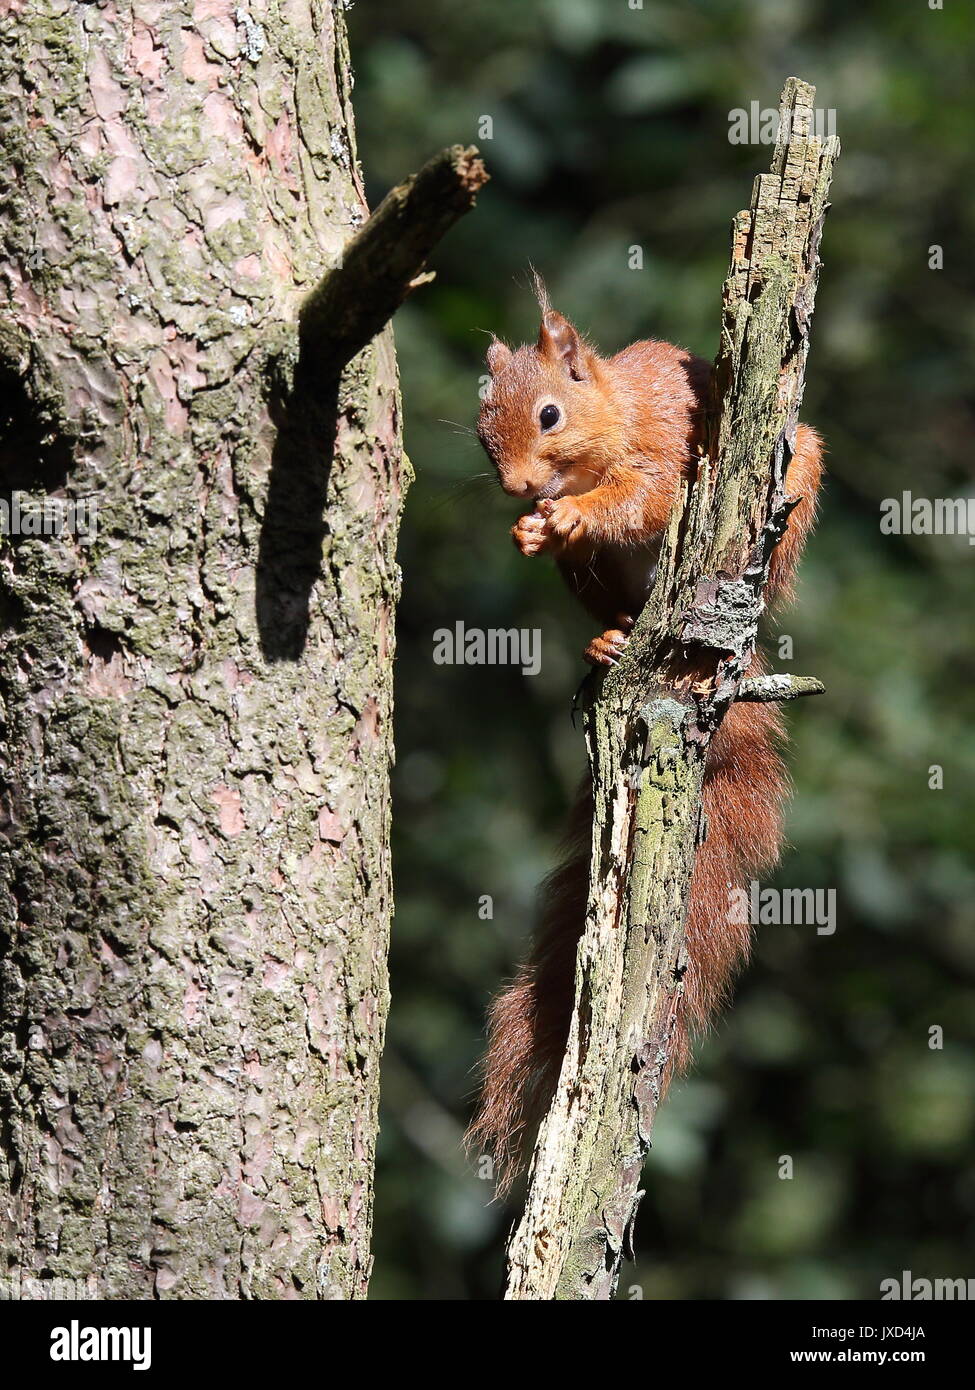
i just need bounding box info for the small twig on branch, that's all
[300,144,489,373]
[736,674,825,702]
[503,77,839,1301]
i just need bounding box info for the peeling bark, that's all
[0,0,404,1300]
[504,78,839,1301]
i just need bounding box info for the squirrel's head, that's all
[476,286,624,501]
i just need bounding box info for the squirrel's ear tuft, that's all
[529,266,550,315]
[486,338,512,374]
[537,310,592,381]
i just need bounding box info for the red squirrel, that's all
[469,282,823,1194]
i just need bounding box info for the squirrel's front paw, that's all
[584,629,630,667]
[537,497,585,546]
[512,511,550,556]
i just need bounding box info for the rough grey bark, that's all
[504,78,839,1301]
[0,0,483,1300]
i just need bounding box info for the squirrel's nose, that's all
[501,476,537,498]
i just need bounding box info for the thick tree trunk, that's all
[0,0,402,1298]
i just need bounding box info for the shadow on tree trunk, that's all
[256,366,340,662]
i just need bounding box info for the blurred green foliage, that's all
[346,0,975,1299]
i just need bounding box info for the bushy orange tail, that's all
[677,692,787,1063]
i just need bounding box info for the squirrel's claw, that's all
[584,628,630,667]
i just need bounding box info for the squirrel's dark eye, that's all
[539,404,561,431]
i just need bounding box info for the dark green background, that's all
[346,0,975,1300]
